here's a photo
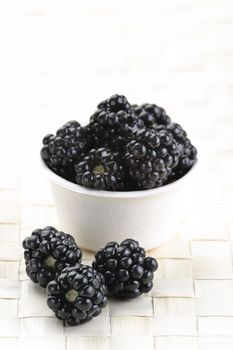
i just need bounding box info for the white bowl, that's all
[40,159,197,251]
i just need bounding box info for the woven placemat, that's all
[0,153,232,350]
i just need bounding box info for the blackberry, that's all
[124,128,181,189]
[156,123,197,178]
[22,227,82,288]
[90,109,144,152]
[92,239,158,298]
[133,103,171,128]
[98,94,133,113]
[46,265,108,326]
[75,147,125,191]
[41,121,88,181]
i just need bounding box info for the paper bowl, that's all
[41,159,197,251]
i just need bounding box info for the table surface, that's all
[0,1,233,349]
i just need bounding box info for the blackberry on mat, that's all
[41,120,88,180]
[46,265,108,326]
[124,128,181,189]
[133,103,171,128]
[75,147,125,191]
[92,239,158,298]
[22,227,82,288]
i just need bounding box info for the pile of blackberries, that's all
[23,227,158,326]
[41,94,197,191]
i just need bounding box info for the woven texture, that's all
[0,0,233,349]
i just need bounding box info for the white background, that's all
[0,0,232,165]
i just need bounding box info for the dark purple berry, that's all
[124,128,181,189]
[47,265,108,326]
[75,147,125,191]
[92,239,158,298]
[22,227,82,288]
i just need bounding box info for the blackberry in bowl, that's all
[133,103,171,128]
[92,239,158,298]
[46,265,108,326]
[156,122,197,181]
[75,147,125,191]
[41,120,90,182]
[90,109,144,152]
[124,128,181,189]
[98,94,133,113]
[40,94,198,250]
[22,226,82,287]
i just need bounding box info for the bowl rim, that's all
[40,158,198,198]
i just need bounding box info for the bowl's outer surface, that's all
[49,181,185,251]
[42,161,196,251]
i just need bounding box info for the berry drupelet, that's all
[92,239,158,298]
[133,103,171,128]
[124,128,181,189]
[22,227,82,288]
[41,121,89,181]
[156,122,197,179]
[75,147,125,191]
[46,265,108,326]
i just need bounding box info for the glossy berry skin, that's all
[156,123,197,180]
[22,227,82,288]
[90,101,144,152]
[96,93,143,153]
[92,239,158,298]
[98,94,133,114]
[40,94,197,191]
[46,265,108,326]
[133,103,171,128]
[124,128,181,189]
[41,121,89,181]
[75,147,125,191]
